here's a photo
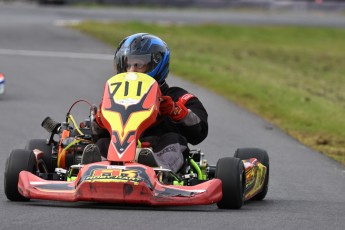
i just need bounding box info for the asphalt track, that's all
[0,3,345,230]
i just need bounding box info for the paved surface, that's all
[0,3,344,230]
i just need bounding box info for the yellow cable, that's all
[57,139,80,168]
[68,114,84,135]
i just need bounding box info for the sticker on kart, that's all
[84,169,143,185]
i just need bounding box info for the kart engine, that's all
[42,116,93,169]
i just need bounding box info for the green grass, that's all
[69,21,345,165]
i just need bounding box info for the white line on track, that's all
[0,48,113,60]
[54,19,82,27]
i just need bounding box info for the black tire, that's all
[4,149,37,201]
[215,157,245,209]
[25,139,54,173]
[234,148,269,200]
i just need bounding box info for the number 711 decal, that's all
[111,81,143,97]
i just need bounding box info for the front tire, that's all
[234,148,269,200]
[4,149,37,201]
[25,139,54,173]
[215,157,245,209]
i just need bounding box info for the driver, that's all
[82,33,208,173]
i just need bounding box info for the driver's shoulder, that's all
[166,86,189,98]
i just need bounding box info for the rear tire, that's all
[4,149,37,201]
[25,139,54,173]
[215,157,244,209]
[234,148,269,200]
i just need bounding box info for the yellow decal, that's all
[110,72,155,107]
[84,169,142,185]
[244,162,267,200]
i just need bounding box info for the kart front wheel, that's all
[4,149,37,201]
[234,148,269,200]
[215,157,244,209]
[25,139,54,173]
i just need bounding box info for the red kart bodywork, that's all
[17,73,223,206]
[18,161,222,205]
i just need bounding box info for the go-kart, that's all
[0,73,5,96]
[4,72,269,209]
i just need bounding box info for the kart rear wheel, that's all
[215,157,244,209]
[25,139,54,173]
[234,148,269,200]
[4,149,37,201]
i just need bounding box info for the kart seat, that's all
[137,148,160,168]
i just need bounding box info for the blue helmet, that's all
[114,33,170,84]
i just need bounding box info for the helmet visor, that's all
[115,53,153,74]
